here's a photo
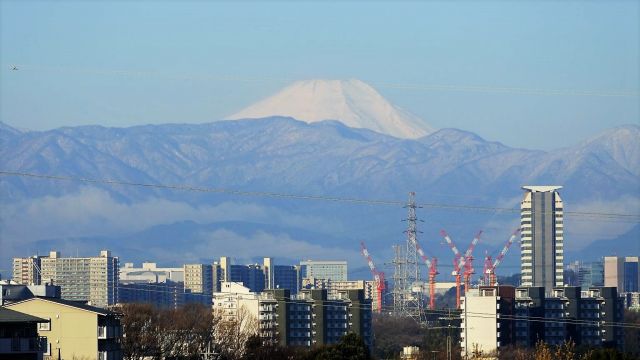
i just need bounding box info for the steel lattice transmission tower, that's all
[392,192,425,323]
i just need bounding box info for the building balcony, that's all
[0,337,47,353]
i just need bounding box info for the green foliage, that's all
[242,334,297,360]
[372,313,422,358]
[301,333,371,360]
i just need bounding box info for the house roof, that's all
[6,297,116,316]
[0,307,47,323]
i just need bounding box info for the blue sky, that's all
[1,1,638,149]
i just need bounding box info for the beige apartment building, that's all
[183,264,214,295]
[5,297,122,360]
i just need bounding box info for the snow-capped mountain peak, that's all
[226,79,434,139]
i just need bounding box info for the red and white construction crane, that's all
[441,230,482,309]
[360,241,385,313]
[485,229,521,286]
[441,230,463,309]
[482,252,493,286]
[460,231,482,294]
[410,237,438,310]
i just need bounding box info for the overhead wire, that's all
[109,286,640,329]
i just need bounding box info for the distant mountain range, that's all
[2,118,638,204]
[1,77,638,278]
[1,117,638,277]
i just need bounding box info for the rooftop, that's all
[0,307,47,323]
[7,297,117,316]
[522,185,563,192]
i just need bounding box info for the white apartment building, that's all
[301,278,380,309]
[460,286,516,358]
[120,262,184,283]
[520,186,564,291]
[212,282,260,325]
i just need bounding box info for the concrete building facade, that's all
[12,256,46,286]
[183,264,213,297]
[520,186,564,291]
[259,288,372,348]
[604,256,640,293]
[120,262,184,283]
[301,278,380,313]
[604,256,625,290]
[460,286,516,358]
[514,286,624,350]
[35,250,119,308]
[299,260,348,282]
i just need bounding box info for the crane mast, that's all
[486,229,521,286]
[441,230,482,309]
[441,230,463,309]
[360,241,385,313]
[412,237,438,310]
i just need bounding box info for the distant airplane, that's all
[11,65,18,70]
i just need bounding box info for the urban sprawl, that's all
[1,186,639,360]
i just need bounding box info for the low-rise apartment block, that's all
[259,288,372,348]
[0,307,48,360]
[514,286,623,349]
[5,297,123,360]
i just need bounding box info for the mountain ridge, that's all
[1,118,637,272]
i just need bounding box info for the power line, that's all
[107,286,640,329]
[1,171,639,222]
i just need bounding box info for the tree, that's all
[372,313,423,359]
[118,303,222,360]
[623,309,640,357]
[118,303,161,360]
[243,334,298,360]
[158,303,218,360]
[302,333,371,360]
[533,341,553,360]
[215,305,259,359]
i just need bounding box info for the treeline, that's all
[371,311,640,360]
[117,303,255,360]
[116,303,639,360]
[117,303,370,360]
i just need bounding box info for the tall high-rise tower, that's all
[520,186,564,291]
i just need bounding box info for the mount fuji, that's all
[226,79,434,139]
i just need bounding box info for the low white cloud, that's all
[0,187,332,243]
[0,187,342,267]
[176,229,360,265]
[563,196,639,251]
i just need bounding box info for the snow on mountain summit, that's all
[226,79,434,138]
